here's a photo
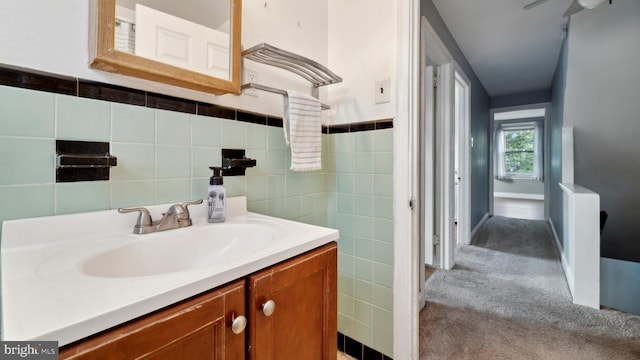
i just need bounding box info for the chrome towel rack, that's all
[241,43,342,109]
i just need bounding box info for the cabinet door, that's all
[248,243,337,360]
[60,280,246,360]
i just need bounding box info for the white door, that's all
[135,4,230,79]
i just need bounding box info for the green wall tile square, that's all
[192,147,221,178]
[372,284,393,311]
[337,173,354,194]
[155,179,191,204]
[0,137,54,185]
[336,153,354,174]
[354,236,373,260]
[353,216,373,239]
[55,182,110,215]
[110,143,155,180]
[354,300,373,325]
[374,241,394,266]
[284,196,301,220]
[338,253,354,276]
[267,126,286,150]
[374,328,394,358]
[111,181,155,208]
[301,194,315,217]
[338,273,354,296]
[354,321,374,347]
[334,213,353,236]
[247,176,268,201]
[354,153,373,174]
[373,128,393,152]
[0,185,54,222]
[353,195,373,216]
[338,314,354,336]
[354,257,373,281]
[224,176,247,197]
[267,150,286,175]
[373,307,393,331]
[267,175,285,198]
[266,198,285,218]
[338,234,354,256]
[156,146,190,179]
[353,175,373,196]
[247,123,267,150]
[335,133,354,153]
[373,262,393,288]
[111,103,155,144]
[0,86,54,137]
[373,219,394,243]
[373,152,393,174]
[354,279,373,303]
[373,196,393,220]
[354,131,373,153]
[373,174,393,197]
[285,174,302,196]
[191,115,221,147]
[338,293,355,317]
[56,95,110,141]
[156,110,190,146]
[191,178,209,200]
[337,193,354,214]
[220,119,247,149]
[245,150,267,176]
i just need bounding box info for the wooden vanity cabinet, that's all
[59,280,246,360]
[248,242,337,360]
[59,242,337,360]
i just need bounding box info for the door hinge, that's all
[433,234,440,246]
[433,76,438,88]
[409,198,415,210]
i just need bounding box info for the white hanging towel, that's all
[283,91,322,171]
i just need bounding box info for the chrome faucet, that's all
[118,200,203,235]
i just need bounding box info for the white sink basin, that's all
[82,224,275,278]
[1,197,339,346]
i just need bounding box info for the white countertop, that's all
[1,197,338,346]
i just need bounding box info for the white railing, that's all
[559,183,600,309]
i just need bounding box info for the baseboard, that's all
[549,218,573,294]
[494,192,544,200]
[470,212,490,243]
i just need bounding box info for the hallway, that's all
[419,216,640,359]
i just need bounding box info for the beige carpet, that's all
[419,216,640,359]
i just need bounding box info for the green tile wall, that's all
[0,84,393,356]
[327,129,394,357]
[0,85,328,228]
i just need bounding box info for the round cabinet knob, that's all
[262,300,276,317]
[231,314,247,334]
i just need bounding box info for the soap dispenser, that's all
[207,167,226,223]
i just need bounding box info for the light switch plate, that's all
[375,79,390,104]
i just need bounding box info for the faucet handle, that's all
[181,199,203,218]
[118,207,153,234]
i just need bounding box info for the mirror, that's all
[91,0,242,95]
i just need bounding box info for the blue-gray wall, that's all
[549,34,568,248]
[422,0,492,230]
[491,89,551,109]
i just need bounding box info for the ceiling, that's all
[432,0,574,97]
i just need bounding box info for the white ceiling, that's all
[432,0,574,97]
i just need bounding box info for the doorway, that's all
[418,16,471,308]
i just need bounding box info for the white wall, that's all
[0,0,396,126]
[328,0,397,125]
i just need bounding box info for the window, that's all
[495,122,543,181]
[503,127,535,176]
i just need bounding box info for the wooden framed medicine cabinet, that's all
[89,0,242,95]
